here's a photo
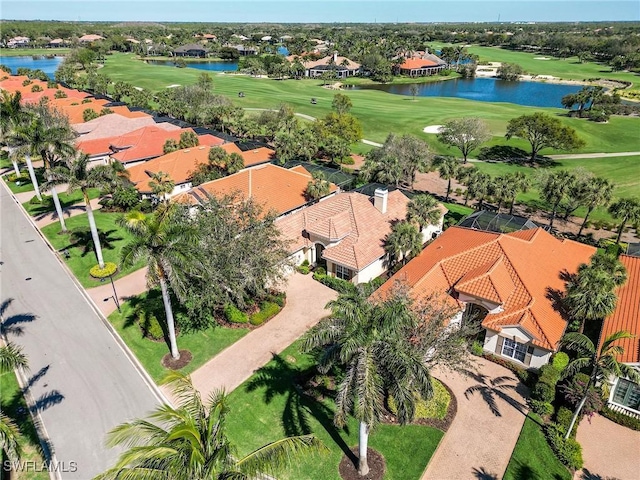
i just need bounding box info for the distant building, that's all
[228,44,257,56]
[394,51,447,76]
[7,36,30,48]
[294,52,361,79]
[173,43,209,58]
[47,38,67,48]
[78,34,105,43]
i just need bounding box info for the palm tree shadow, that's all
[579,469,619,480]
[472,467,498,479]
[63,228,123,258]
[0,298,38,336]
[463,371,528,417]
[34,203,86,222]
[245,353,357,464]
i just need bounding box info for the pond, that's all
[145,59,239,72]
[349,77,583,108]
[0,55,63,79]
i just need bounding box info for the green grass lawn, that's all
[0,48,71,57]
[107,290,249,383]
[100,52,640,153]
[40,210,145,288]
[0,372,50,480]
[225,341,444,480]
[21,188,101,216]
[442,202,475,224]
[504,413,571,480]
[2,167,45,194]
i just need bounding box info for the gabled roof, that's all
[128,143,275,193]
[73,113,170,141]
[78,34,105,42]
[173,43,209,53]
[50,98,148,125]
[175,164,336,216]
[302,54,360,70]
[277,190,425,272]
[0,76,89,103]
[601,255,640,364]
[379,226,596,351]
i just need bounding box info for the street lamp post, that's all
[101,274,121,312]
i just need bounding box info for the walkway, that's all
[422,357,529,480]
[171,272,337,399]
[575,413,640,480]
[1,181,162,479]
[87,267,149,317]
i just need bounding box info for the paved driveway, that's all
[422,357,530,480]
[1,183,162,479]
[576,413,640,480]
[178,272,338,399]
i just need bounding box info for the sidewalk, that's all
[422,358,529,480]
[175,272,337,399]
[86,267,148,317]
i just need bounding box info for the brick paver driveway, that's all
[422,357,530,480]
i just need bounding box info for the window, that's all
[335,264,353,281]
[502,338,528,363]
[612,378,640,411]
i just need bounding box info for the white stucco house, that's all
[277,188,446,284]
[379,226,596,369]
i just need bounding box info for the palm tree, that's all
[540,171,576,229]
[506,172,530,215]
[608,197,640,244]
[96,371,323,479]
[0,91,26,176]
[148,171,175,203]
[436,156,461,202]
[561,331,640,439]
[300,287,435,476]
[491,175,515,214]
[465,170,491,209]
[47,154,125,269]
[0,342,29,464]
[384,221,422,268]
[577,177,613,237]
[225,152,244,175]
[119,204,197,360]
[305,171,331,200]
[11,107,76,232]
[406,193,441,231]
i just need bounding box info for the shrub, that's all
[552,352,569,372]
[224,303,248,324]
[588,109,609,122]
[89,262,118,279]
[341,156,355,165]
[31,84,43,92]
[54,90,68,99]
[249,301,281,326]
[141,313,165,341]
[314,273,357,294]
[470,340,484,356]
[314,266,326,276]
[544,422,583,470]
[266,292,286,307]
[22,79,32,86]
[530,399,554,417]
[388,378,450,420]
[600,406,640,431]
[369,276,385,291]
[83,108,99,122]
[7,172,29,183]
[533,381,557,403]
[81,98,92,104]
[109,186,140,211]
[560,373,603,417]
[555,406,575,436]
[297,265,310,275]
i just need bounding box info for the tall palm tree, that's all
[0,91,26,177]
[96,371,323,479]
[608,197,640,244]
[540,171,576,229]
[11,106,76,232]
[577,177,613,237]
[406,193,441,231]
[384,221,422,268]
[506,172,530,215]
[436,156,461,202]
[561,331,640,439]
[148,171,175,203]
[300,287,434,476]
[305,171,331,200]
[47,153,126,269]
[119,204,197,360]
[465,170,491,209]
[0,342,29,464]
[491,175,515,214]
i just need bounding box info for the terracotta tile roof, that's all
[175,163,335,215]
[0,76,88,104]
[399,58,440,69]
[197,134,225,146]
[379,226,596,351]
[111,127,199,164]
[303,54,361,70]
[73,114,173,141]
[277,190,420,271]
[601,255,640,364]
[127,143,275,193]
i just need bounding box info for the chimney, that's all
[374,188,388,214]
[333,51,338,63]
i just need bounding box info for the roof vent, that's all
[374,188,388,214]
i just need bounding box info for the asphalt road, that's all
[0,183,162,479]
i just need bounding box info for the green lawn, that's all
[504,413,571,480]
[3,167,46,194]
[0,48,71,57]
[22,188,101,216]
[100,52,640,153]
[107,290,249,383]
[442,202,474,224]
[225,341,444,480]
[40,210,145,288]
[0,372,50,480]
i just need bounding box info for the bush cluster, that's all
[296,259,310,275]
[532,364,561,404]
[89,262,118,279]
[139,312,164,341]
[387,378,451,420]
[7,172,29,183]
[600,406,640,431]
[313,271,357,294]
[249,301,281,326]
[265,291,286,307]
[543,423,584,471]
[224,303,248,324]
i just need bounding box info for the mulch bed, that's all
[339,447,386,480]
[380,379,458,432]
[162,350,192,370]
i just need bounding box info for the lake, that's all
[146,59,239,72]
[350,77,583,108]
[0,55,64,79]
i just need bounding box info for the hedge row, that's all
[600,406,640,431]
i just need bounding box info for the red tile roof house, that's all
[378,226,596,369]
[394,52,448,76]
[292,52,361,79]
[127,144,275,198]
[73,113,178,142]
[277,188,447,284]
[601,254,640,417]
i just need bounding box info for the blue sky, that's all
[2,1,638,23]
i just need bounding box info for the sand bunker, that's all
[423,125,443,134]
[166,84,181,88]
[534,57,551,60]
